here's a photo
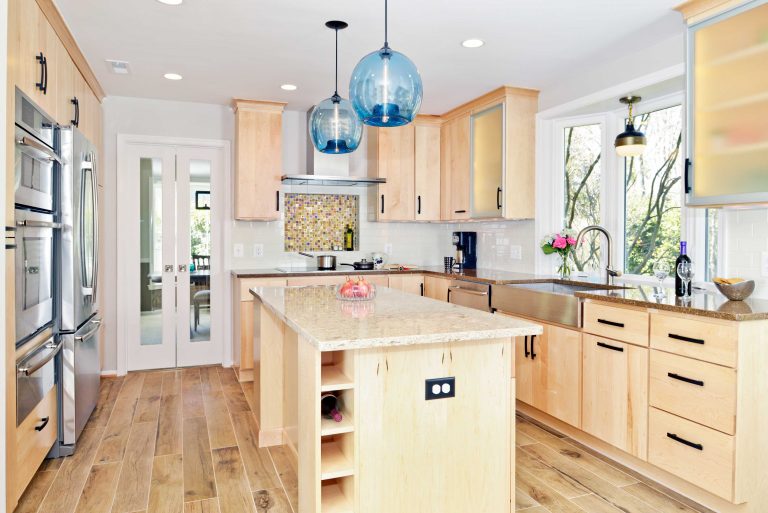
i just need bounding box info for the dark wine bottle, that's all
[321,394,343,422]
[675,241,692,297]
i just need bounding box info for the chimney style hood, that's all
[280,110,385,187]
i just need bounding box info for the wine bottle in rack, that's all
[321,394,343,422]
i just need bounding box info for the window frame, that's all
[549,91,714,285]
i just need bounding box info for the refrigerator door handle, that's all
[91,153,99,302]
[75,319,101,342]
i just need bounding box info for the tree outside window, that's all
[624,105,682,275]
[563,124,601,272]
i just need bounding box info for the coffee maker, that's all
[452,231,477,269]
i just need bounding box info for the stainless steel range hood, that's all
[280,110,385,187]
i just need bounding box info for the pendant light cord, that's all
[334,27,339,96]
[384,0,389,48]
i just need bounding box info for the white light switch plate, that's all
[510,245,522,260]
[233,243,244,258]
[384,243,393,254]
[253,244,264,257]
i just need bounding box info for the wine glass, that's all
[652,261,669,299]
[677,261,694,301]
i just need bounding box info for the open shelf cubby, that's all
[322,482,353,513]
[320,365,354,392]
[321,438,354,480]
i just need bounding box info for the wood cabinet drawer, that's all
[16,387,58,497]
[648,407,735,501]
[649,350,736,434]
[650,313,738,367]
[583,302,649,346]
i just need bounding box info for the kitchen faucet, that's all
[575,225,623,285]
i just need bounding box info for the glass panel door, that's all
[470,104,504,218]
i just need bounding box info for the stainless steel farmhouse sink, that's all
[491,281,628,328]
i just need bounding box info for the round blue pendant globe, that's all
[309,96,363,154]
[349,46,422,127]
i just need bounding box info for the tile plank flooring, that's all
[15,366,708,513]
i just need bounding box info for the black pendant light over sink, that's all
[615,96,647,157]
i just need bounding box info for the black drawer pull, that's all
[417,195,421,215]
[597,341,624,352]
[667,372,704,387]
[667,432,703,451]
[597,318,624,328]
[524,336,530,358]
[276,190,280,212]
[419,282,424,296]
[668,333,704,345]
[381,194,385,214]
[454,210,466,214]
[496,187,502,210]
[530,335,537,360]
[35,416,50,431]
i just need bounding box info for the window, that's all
[623,105,683,275]
[563,124,602,272]
[705,209,719,280]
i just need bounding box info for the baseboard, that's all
[258,428,284,448]
[100,370,118,377]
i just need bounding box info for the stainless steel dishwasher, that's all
[447,279,491,312]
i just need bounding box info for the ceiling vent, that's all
[106,60,130,74]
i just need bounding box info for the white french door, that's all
[118,140,225,371]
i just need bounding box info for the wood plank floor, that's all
[14,366,709,513]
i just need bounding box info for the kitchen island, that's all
[249,285,542,513]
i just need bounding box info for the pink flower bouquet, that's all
[540,229,578,278]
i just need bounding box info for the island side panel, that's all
[356,338,514,513]
[253,301,286,446]
[298,337,322,513]
[283,327,299,455]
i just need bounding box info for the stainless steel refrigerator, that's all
[51,126,101,456]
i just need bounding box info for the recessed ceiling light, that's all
[106,59,130,74]
[461,39,484,48]
[157,0,183,5]
[164,73,183,80]
[281,84,298,91]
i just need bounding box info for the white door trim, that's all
[116,134,232,376]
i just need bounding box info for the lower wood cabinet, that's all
[15,387,58,498]
[513,321,581,428]
[582,333,648,460]
[423,275,450,301]
[387,274,424,296]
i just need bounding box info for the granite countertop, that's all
[575,284,768,322]
[250,285,542,351]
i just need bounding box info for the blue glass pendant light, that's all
[309,21,363,154]
[349,0,422,127]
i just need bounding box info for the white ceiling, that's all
[55,0,685,114]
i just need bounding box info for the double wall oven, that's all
[10,88,100,458]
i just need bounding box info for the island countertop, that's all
[250,285,542,351]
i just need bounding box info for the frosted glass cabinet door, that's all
[470,104,504,217]
[688,0,768,205]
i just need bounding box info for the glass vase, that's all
[557,253,572,280]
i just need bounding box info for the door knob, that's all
[178,264,187,272]
[164,265,173,272]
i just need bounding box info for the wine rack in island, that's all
[299,347,357,513]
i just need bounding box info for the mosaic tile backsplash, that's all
[284,193,359,251]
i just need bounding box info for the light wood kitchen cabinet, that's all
[372,124,416,221]
[582,333,648,460]
[414,116,442,221]
[583,301,649,347]
[682,0,768,206]
[11,0,60,118]
[55,37,77,127]
[388,274,424,296]
[15,387,58,500]
[233,99,285,220]
[424,275,450,301]
[440,114,471,220]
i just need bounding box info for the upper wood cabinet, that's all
[55,37,77,127]
[11,0,60,118]
[370,115,442,222]
[683,0,768,206]
[440,114,471,220]
[233,99,286,221]
[441,87,538,221]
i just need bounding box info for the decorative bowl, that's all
[714,280,755,301]
[335,282,376,302]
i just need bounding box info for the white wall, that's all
[723,209,768,299]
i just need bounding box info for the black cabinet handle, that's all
[419,282,424,296]
[684,158,692,194]
[597,318,624,328]
[597,341,624,352]
[454,210,466,214]
[667,432,703,451]
[36,52,46,93]
[275,190,280,212]
[524,336,530,358]
[381,194,385,214]
[417,195,421,215]
[496,187,502,210]
[71,97,80,126]
[668,333,704,345]
[667,372,704,387]
[35,416,50,431]
[43,54,48,94]
[530,335,537,360]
